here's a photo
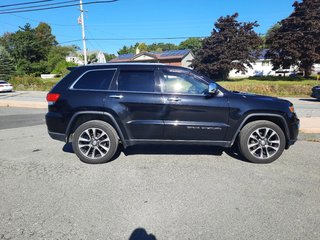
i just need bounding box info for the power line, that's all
[9,13,78,27]
[0,0,56,8]
[3,0,79,12]
[58,36,207,44]
[0,0,118,14]
[88,37,207,41]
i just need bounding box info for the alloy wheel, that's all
[247,127,280,159]
[78,127,110,159]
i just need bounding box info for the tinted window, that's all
[161,70,207,94]
[118,71,155,92]
[73,70,116,90]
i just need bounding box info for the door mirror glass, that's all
[208,83,218,95]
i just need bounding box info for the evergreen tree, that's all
[266,0,320,76]
[192,13,262,79]
[0,46,15,81]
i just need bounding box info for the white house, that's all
[229,49,300,78]
[66,50,106,65]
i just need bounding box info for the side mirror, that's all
[208,83,218,95]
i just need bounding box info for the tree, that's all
[266,0,320,76]
[52,60,77,76]
[265,23,281,40]
[137,43,148,52]
[117,44,137,55]
[192,13,263,79]
[0,22,57,75]
[178,37,202,53]
[0,46,15,80]
[104,53,116,61]
[117,42,179,55]
[47,45,76,73]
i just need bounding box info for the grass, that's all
[218,77,319,97]
[8,75,320,97]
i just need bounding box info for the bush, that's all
[8,75,59,91]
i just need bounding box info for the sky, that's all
[0,0,297,55]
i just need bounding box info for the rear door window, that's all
[73,69,116,90]
[117,70,155,92]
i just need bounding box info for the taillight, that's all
[46,93,60,105]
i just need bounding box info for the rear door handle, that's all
[167,97,181,102]
[109,95,123,99]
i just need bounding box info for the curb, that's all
[0,100,47,109]
[299,117,320,134]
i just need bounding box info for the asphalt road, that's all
[0,107,46,130]
[0,107,319,239]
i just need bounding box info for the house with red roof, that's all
[109,49,194,68]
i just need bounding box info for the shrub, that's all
[8,75,59,91]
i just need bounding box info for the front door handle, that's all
[167,97,181,102]
[109,95,123,99]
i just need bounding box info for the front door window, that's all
[161,70,208,95]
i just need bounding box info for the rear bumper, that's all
[46,111,68,142]
[48,131,66,142]
[0,87,13,92]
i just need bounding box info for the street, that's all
[0,106,319,239]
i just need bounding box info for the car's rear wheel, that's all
[238,120,286,163]
[72,120,119,164]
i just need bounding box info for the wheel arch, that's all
[65,111,128,147]
[230,113,290,148]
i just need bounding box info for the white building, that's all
[229,49,300,78]
[66,50,106,65]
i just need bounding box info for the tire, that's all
[238,120,286,164]
[72,120,119,164]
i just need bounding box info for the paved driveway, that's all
[0,109,319,239]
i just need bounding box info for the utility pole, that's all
[79,0,87,65]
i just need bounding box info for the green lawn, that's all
[218,78,319,97]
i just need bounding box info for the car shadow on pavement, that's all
[128,228,156,240]
[123,144,249,162]
[62,142,122,163]
[62,143,248,163]
[299,98,320,102]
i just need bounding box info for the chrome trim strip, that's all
[164,120,229,127]
[126,139,230,147]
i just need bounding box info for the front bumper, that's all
[286,115,299,149]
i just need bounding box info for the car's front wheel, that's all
[72,120,119,164]
[238,120,286,164]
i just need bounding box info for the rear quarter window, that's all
[72,69,116,90]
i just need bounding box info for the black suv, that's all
[46,63,299,164]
